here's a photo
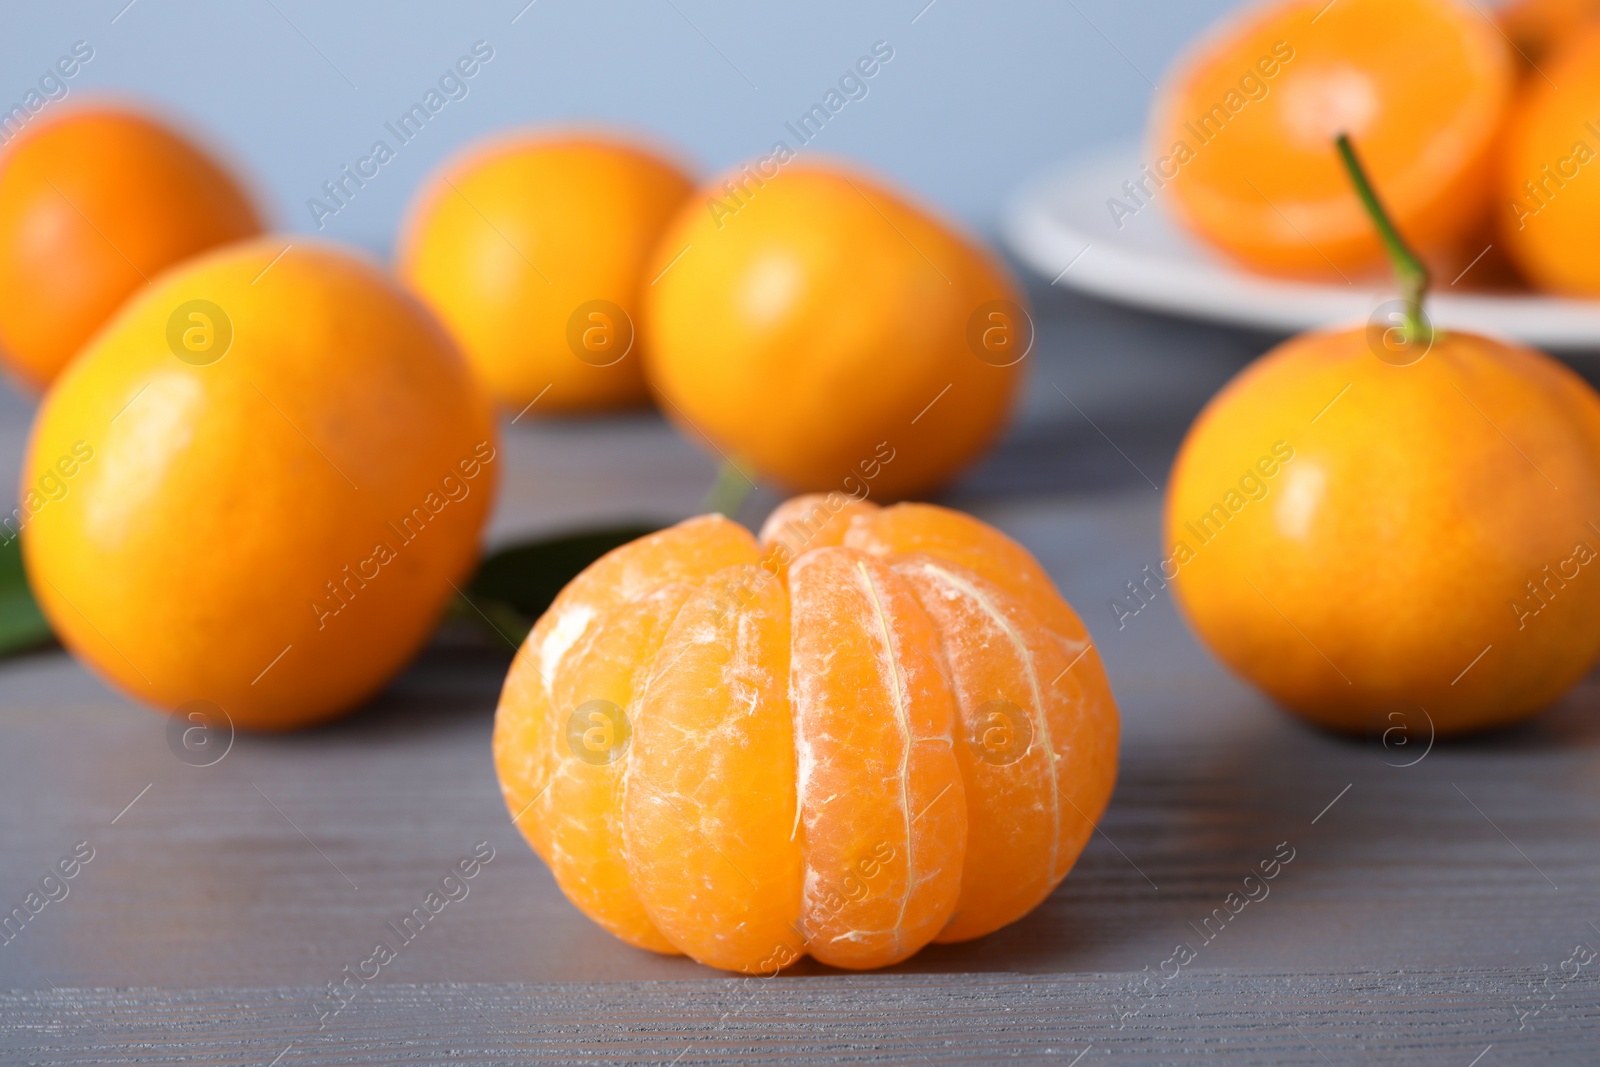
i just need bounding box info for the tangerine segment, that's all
[788,548,965,969]
[493,642,558,861]
[493,517,757,865]
[543,582,694,954]
[624,564,804,974]
[757,493,880,569]
[894,558,1111,942]
[845,503,1091,649]
[1150,0,1512,278]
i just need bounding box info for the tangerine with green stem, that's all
[1165,134,1600,736]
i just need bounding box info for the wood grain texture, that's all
[3,289,1598,1063]
[3,971,1596,1064]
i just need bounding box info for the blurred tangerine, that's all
[643,161,1026,500]
[397,132,694,413]
[0,103,262,388]
[1148,0,1513,280]
[22,239,496,730]
[1498,0,1600,67]
[1497,25,1600,295]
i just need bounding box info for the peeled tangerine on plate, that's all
[1148,0,1513,280]
[492,496,1118,972]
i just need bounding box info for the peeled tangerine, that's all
[492,495,1118,972]
[1167,327,1600,736]
[1149,0,1513,280]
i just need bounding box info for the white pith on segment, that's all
[496,510,1115,973]
[912,559,1060,882]
[856,557,915,960]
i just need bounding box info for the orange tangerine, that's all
[1499,0,1600,67]
[492,495,1119,971]
[1148,0,1513,280]
[1497,25,1600,295]
[0,103,262,388]
[1167,133,1600,736]
[643,161,1026,500]
[1166,326,1600,736]
[21,240,496,730]
[398,133,694,413]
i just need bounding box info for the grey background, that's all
[1,0,1238,253]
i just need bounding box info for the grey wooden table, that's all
[2,284,1597,1065]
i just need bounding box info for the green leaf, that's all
[0,534,53,657]
[457,521,663,645]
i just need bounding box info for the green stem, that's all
[701,458,757,518]
[1334,133,1431,344]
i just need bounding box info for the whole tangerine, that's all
[642,161,1026,500]
[492,495,1118,972]
[1167,328,1600,736]
[1497,25,1600,295]
[397,132,694,414]
[1498,0,1600,67]
[1148,0,1513,280]
[0,103,262,388]
[20,239,497,731]
[1165,137,1600,736]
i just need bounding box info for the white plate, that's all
[1001,142,1600,353]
